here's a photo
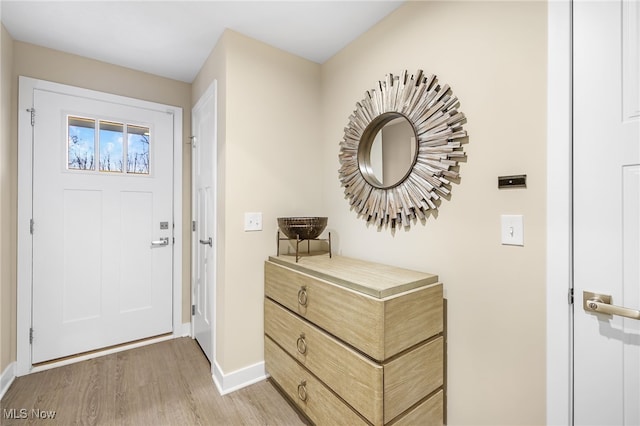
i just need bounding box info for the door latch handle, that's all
[150,237,169,247]
[583,291,640,320]
[199,237,212,247]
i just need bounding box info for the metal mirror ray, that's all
[338,70,467,228]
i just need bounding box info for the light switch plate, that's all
[244,212,262,231]
[501,215,524,246]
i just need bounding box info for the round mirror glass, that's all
[358,113,417,188]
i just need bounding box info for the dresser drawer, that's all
[392,389,443,426]
[265,260,443,361]
[384,337,444,423]
[265,298,384,425]
[265,336,367,426]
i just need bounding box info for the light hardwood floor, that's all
[1,338,309,425]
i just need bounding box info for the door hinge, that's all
[29,327,33,344]
[29,219,34,235]
[568,288,574,305]
[27,108,35,126]
[192,221,196,232]
[191,305,195,316]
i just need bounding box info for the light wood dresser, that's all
[264,254,445,425]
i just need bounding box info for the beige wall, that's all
[321,1,547,424]
[1,41,193,373]
[1,23,16,374]
[192,30,323,372]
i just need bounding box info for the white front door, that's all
[31,88,174,363]
[573,1,640,424]
[191,83,216,363]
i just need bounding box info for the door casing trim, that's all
[546,1,572,424]
[16,76,183,376]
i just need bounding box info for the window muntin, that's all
[67,116,150,175]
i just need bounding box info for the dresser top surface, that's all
[268,254,439,298]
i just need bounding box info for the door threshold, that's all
[29,333,174,374]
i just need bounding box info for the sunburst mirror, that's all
[338,70,467,228]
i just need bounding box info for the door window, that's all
[127,124,150,174]
[67,115,150,175]
[99,120,124,172]
[67,116,95,170]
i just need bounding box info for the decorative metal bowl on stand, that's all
[277,217,331,262]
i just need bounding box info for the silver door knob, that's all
[150,237,169,247]
[583,291,640,320]
[199,237,212,247]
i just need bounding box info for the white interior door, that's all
[573,1,640,424]
[191,83,216,363]
[31,88,174,363]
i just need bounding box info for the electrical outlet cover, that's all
[244,212,262,231]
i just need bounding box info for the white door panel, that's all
[192,83,216,363]
[32,89,173,363]
[573,1,640,424]
[622,165,640,424]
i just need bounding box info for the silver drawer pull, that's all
[297,286,308,306]
[297,380,307,401]
[296,333,307,354]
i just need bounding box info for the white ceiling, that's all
[1,0,404,82]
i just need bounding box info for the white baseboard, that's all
[212,360,268,396]
[0,361,16,400]
[180,322,192,337]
